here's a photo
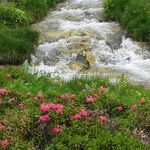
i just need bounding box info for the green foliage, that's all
[0,25,39,64]
[0,67,150,149]
[18,0,49,21]
[0,0,65,65]
[104,0,150,42]
[0,3,31,27]
[47,0,65,7]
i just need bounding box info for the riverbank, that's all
[104,0,150,42]
[0,66,150,149]
[0,0,65,65]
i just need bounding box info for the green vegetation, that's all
[0,0,65,65]
[0,26,39,64]
[104,0,150,42]
[0,67,150,149]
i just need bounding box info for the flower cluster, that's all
[0,89,10,95]
[40,103,64,115]
[70,110,88,120]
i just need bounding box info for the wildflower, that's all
[79,110,88,117]
[39,114,50,123]
[117,106,123,111]
[99,115,108,122]
[0,89,9,95]
[40,103,51,113]
[1,139,8,148]
[33,96,38,102]
[50,104,64,115]
[86,96,94,104]
[37,93,44,99]
[131,104,137,109]
[99,87,106,93]
[51,126,61,134]
[61,93,69,100]
[71,114,82,119]
[140,99,145,105]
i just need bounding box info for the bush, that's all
[47,0,65,7]
[0,67,150,149]
[0,3,31,27]
[8,0,49,21]
[0,25,39,64]
[104,0,150,42]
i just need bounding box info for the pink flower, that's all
[61,93,69,100]
[36,93,44,98]
[51,126,61,134]
[131,104,137,109]
[140,99,145,105]
[99,87,106,93]
[1,139,8,148]
[79,110,88,117]
[117,106,123,111]
[0,89,9,95]
[50,104,64,115]
[86,96,94,104]
[99,115,108,122]
[40,103,51,113]
[39,114,50,122]
[71,114,82,119]
[33,96,38,102]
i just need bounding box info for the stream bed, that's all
[30,0,150,88]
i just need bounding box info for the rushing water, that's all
[30,0,150,87]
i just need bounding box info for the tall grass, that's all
[0,0,65,64]
[0,25,39,64]
[104,0,150,42]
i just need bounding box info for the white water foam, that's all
[31,0,150,87]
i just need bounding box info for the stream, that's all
[30,0,150,88]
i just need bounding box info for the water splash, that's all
[30,0,150,87]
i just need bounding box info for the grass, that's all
[104,0,150,42]
[0,67,150,149]
[0,25,39,65]
[0,0,65,65]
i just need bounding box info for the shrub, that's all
[9,0,49,21]
[0,67,150,149]
[0,25,39,64]
[104,0,150,42]
[47,0,65,7]
[0,3,31,27]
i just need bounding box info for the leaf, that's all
[23,59,29,74]
[85,84,91,89]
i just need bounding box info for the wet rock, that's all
[69,53,90,70]
[67,42,91,51]
[36,48,59,66]
[85,52,96,64]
